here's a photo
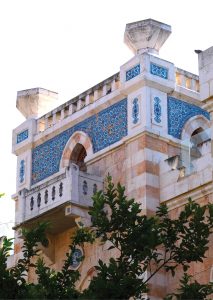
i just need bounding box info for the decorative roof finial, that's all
[124,18,171,55]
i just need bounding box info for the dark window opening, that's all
[70,143,87,172]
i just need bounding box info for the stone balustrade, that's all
[35,67,200,135]
[37,73,120,133]
[23,164,103,223]
[175,68,199,92]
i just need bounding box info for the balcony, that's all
[17,164,103,233]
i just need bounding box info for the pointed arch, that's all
[60,131,93,168]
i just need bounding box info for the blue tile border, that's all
[32,99,127,184]
[168,96,210,139]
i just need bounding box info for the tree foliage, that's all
[165,273,213,300]
[1,177,213,299]
[82,176,213,299]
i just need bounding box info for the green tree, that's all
[165,273,213,300]
[0,223,93,299]
[1,178,213,299]
[82,176,213,299]
[0,223,49,298]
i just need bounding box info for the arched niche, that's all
[60,131,93,170]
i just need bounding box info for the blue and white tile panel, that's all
[153,97,162,124]
[126,64,140,81]
[32,99,127,184]
[132,98,139,124]
[150,63,168,79]
[19,160,25,184]
[168,96,210,139]
[17,129,29,144]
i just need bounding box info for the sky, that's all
[0,0,213,237]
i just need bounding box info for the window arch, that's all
[181,115,210,141]
[60,131,93,169]
[180,116,211,176]
[70,143,87,171]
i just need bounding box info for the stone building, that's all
[10,19,213,299]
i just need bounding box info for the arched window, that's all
[70,143,87,171]
[180,126,211,176]
[190,127,204,160]
[190,127,210,159]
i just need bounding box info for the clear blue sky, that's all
[0,0,212,237]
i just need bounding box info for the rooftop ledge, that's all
[33,66,199,135]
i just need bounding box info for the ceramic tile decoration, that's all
[19,160,25,183]
[153,97,162,123]
[168,96,210,139]
[150,63,168,79]
[17,129,28,144]
[32,99,127,184]
[126,64,140,81]
[132,98,139,124]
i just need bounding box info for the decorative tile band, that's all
[126,64,140,81]
[168,97,210,139]
[17,129,28,144]
[19,160,25,184]
[132,98,139,124]
[32,99,127,184]
[150,63,168,79]
[154,97,161,124]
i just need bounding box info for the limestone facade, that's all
[10,19,213,299]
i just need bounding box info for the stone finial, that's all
[16,88,58,119]
[124,19,171,55]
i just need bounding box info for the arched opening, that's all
[70,143,87,172]
[191,127,203,136]
[190,127,204,159]
[190,126,211,158]
[60,131,93,169]
[180,126,211,176]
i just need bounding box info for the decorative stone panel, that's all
[126,64,140,81]
[167,96,210,139]
[150,63,168,79]
[32,99,127,184]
